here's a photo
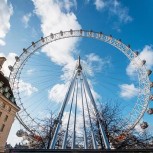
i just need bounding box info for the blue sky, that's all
[0,0,153,146]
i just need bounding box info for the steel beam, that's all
[71,78,79,149]
[82,72,110,149]
[50,73,77,149]
[80,78,87,149]
[62,80,77,149]
[82,79,97,149]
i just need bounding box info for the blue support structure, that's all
[49,56,110,150]
[50,73,77,149]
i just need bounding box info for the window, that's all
[8,106,11,112]
[4,115,8,122]
[4,86,9,92]
[0,81,4,87]
[5,92,11,99]
[0,101,5,108]
[0,124,5,132]
[0,111,2,117]
[0,87,4,93]
[10,97,15,103]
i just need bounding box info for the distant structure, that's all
[0,57,20,152]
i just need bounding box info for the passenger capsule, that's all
[150,82,153,88]
[127,44,131,48]
[27,137,31,141]
[15,56,20,62]
[29,133,34,138]
[150,95,153,101]
[80,29,83,35]
[8,65,13,71]
[70,29,73,35]
[23,48,27,53]
[16,129,24,137]
[142,60,146,65]
[147,108,153,115]
[118,39,122,43]
[32,42,36,47]
[134,51,139,57]
[98,32,103,38]
[41,37,44,42]
[140,122,148,129]
[50,33,54,39]
[89,30,93,36]
[147,70,152,76]
[60,31,63,36]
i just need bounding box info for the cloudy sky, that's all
[0,0,153,146]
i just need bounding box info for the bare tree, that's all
[91,100,153,149]
[27,101,153,149]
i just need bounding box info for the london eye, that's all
[8,30,153,149]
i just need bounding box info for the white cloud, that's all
[119,83,139,99]
[0,0,13,45]
[94,0,105,11]
[60,60,77,82]
[139,45,153,69]
[109,0,132,24]
[83,53,111,76]
[0,39,6,46]
[59,0,77,12]
[126,45,153,78]
[48,83,68,103]
[86,53,102,62]
[22,13,32,28]
[33,0,81,66]
[0,52,38,96]
[32,0,81,102]
[7,119,23,147]
[32,0,108,109]
[62,111,83,135]
[126,61,137,79]
[94,0,132,24]
[18,80,38,96]
[134,123,144,133]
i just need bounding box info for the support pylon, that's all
[50,56,110,149]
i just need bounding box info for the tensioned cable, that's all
[82,78,97,149]
[72,77,78,149]
[80,76,87,149]
[17,79,68,116]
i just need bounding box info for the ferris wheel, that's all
[8,30,153,148]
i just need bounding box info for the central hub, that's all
[76,56,82,75]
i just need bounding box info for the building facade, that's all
[0,57,20,152]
